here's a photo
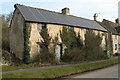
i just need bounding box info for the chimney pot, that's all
[93,13,97,21]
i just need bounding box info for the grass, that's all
[2,63,39,71]
[2,59,119,78]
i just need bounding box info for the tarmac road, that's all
[70,64,119,78]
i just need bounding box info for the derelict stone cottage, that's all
[10,4,108,61]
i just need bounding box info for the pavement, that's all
[68,64,119,78]
[1,57,119,74]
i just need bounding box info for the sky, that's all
[0,0,120,22]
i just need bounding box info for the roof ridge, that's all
[15,4,94,22]
[15,4,64,15]
[14,4,107,32]
[103,19,118,25]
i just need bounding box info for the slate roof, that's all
[14,4,107,32]
[97,19,118,35]
[115,26,120,34]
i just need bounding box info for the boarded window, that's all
[37,24,42,30]
[37,24,46,30]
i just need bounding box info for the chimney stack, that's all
[115,18,119,24]
[93,13,97,21]
[62,8,70,15]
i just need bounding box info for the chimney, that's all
[62,8,70,15]
[93,13,97,21]
[115,18,119,24]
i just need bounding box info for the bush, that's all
[39,25,56,64]
[61,48,85,62]
[60,27,84,62]
[1,15,10,51]
[61,48,71,62]
[40,42,56,64]
[69,48,86,62]
[2,50,23,66]
[84,30,108,61]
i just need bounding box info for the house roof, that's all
[115,26,120,34]
[97,19,118,35]
[14,4,107,32]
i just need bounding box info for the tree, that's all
[6,12,13,23]
[68,27,78,49]
[39,25,55,63]
[1,14,10,51]
[76,32,83,48]
[60,26,69,47]
[60,26,84,62]
[84,30,107,60]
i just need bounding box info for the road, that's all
[69,64,119,78]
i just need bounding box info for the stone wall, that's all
[118,35,120,53]
[112,35,119,54]
[29,23,43,59]
[29,23,107,57]
[10,9,24,60]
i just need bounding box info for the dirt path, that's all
[1,57,118,74]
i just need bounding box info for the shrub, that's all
[84,30,108,61]
[1,15,10,51]
[61,48,71,62]
[61,48,85,62]
[40,41,55,64]
[2,50,23,66]
[39,25,56,64]
[60,26,84,62]
[70,48,86,62]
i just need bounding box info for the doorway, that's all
[55,44,62,63]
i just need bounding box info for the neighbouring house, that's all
[98,19,120,54]
[115,19,120,54]
[9,4,107,61]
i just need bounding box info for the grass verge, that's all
[2,63,39,71]
[2,59,119,78]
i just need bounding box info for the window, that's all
[115,35,117,39]
[119,44,120,49]
[42,24,47,29]
[115,44,117,50]
[38,24,42,30]
[101,33,104,36]
[37,24,46,30]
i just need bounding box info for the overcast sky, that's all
[0,0,120,22]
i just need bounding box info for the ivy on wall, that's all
[39,24,55,63]
[23,22,31,64]
[84,30,107,60]
[60,26,84,62]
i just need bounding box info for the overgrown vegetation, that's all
[23,23,31,64]
[1,15,10,51]
[2,50,23,66]
[84,30,108,60]
[60,26,84,62]
[0,13,110,65]
[38,24,55,64]
[60,27,107,62]
[1,13,25,65]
